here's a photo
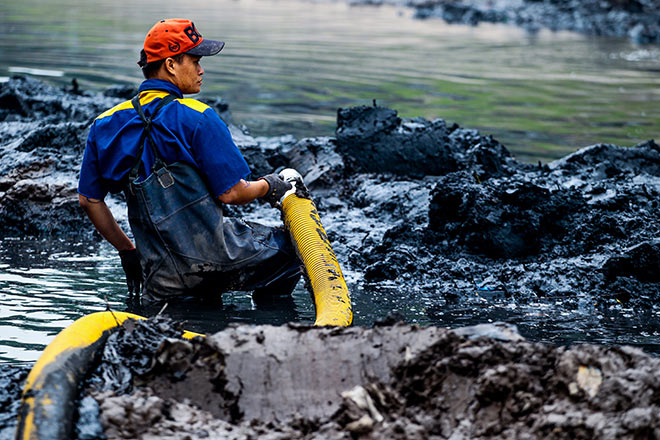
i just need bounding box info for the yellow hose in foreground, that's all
[16,311,202,440]
[279,169,352,326]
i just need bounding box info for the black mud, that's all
[348,0,660,44]
[78,317,660,439]
[0,364,29,440]
[290,103,660,314]
[3,77,660,436]
[0,76,122,237]
[2,76,660,327]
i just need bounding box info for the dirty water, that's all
[1,0,659,161]
[2,238,658,365]
[0,238,316,363]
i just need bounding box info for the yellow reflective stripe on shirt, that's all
[175,98,209,113]
[95,91,170,120]
[96,91,209,120]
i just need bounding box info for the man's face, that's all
[170,54,204,94]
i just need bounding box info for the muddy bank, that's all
[349,0,660,44]
[2,76,660,437]
[1,75,659,323]
[74,317,660,439]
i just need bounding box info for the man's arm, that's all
[78,194,135,250]
[218,179,269,205]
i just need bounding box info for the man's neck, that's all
[139,79,183,98]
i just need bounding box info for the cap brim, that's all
[186,39,225,57]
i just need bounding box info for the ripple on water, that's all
[0,238,318,363]
[0,0,658,161]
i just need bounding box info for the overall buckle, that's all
[156,168,174,188]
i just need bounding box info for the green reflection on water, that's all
[1,0,658,162]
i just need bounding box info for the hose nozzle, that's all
[278,168,310,205]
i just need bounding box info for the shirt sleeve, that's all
[190,109,251,198]
[78,124,109,200]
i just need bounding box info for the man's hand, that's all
[260,173,292,207]
[119,249,142,295]
[79,195,142,293]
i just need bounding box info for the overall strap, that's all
[129,93,177,182]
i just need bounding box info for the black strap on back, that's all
[129,94,177,182]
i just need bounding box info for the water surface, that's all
[1,0,658,161]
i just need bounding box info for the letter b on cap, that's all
[184,25,201,44]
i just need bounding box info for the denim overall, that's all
[126,94,300,301]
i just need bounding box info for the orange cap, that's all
[139,19,224,66]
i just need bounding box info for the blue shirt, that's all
[78,79,250,200]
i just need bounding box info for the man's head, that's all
[138,19,224,93]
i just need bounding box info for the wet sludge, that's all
[79,318,660,439]
[2,76,660,438]
[0,364,29,440]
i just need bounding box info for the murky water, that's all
[1,0,660,363]
[354,284,660,354]
[0,237,318,363]
[1,0,659,161]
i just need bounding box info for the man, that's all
[78,19,301,303]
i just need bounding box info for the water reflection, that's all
[0,238,316,363]
[0,0,658,161]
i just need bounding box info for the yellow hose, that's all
[279,170,352,326]
[16,311,202,440]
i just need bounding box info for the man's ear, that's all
[164,57,177,76]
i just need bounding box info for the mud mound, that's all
[344,136,660,308]
[0,180,81,237]
[337,333,660,439]
[0,76,121,123]
[0,120,90,237]
[81,318,446,424]
[76,318,660,439]
[335,104,518,179]
[424,157,659,260]
[0,77,121,238]
[549,140,660,178]
[407,0,660,44]
[428,174,583,258]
